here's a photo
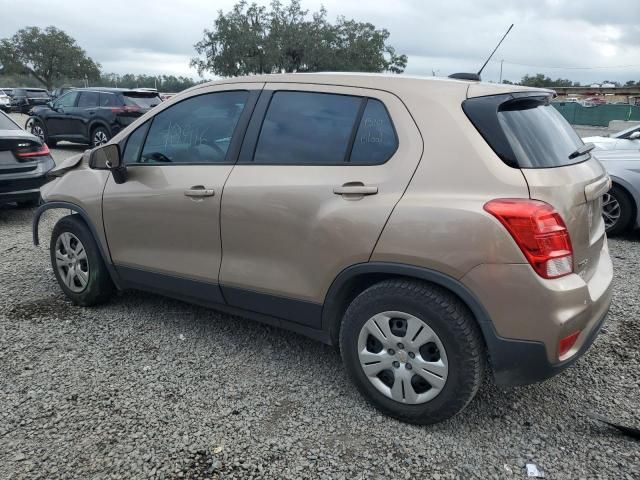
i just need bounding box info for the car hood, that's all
[583,136,613,144]
[593,149,640,162]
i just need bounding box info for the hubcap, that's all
[357,311,448,405]
[54,232,89,293]
[94,130,108,146]
[32,124,44,140]
[602,192,620,230]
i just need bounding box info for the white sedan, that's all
[583,124,640,151]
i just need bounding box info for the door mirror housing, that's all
[89,144,127,183]
[629,131,640,140]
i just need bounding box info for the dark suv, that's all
[10,88,50,113]
[26,88,162,147]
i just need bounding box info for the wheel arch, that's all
[88,120,112,142]
[33,201,122,289]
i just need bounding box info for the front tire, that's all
[603,186,634,236]
[91,126,110,147]
[50,215,115,306]
[340,279,485,425]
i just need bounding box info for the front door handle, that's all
[333,183,378,196]
[184,185,215,197]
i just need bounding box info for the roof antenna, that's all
[449,24,514,82]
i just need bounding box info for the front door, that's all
[47,91,79,137]
[219,84,423,328]
[102,85,262,298]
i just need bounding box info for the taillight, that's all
[14,142,50,159]
[111,105,139,113]
[484,199,573,279]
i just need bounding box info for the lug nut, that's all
[397,343,404,350]
[408,352,415,359]
[405,363,412,370]
[392,361,400,369]
[388,349,395,356]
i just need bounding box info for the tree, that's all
[519,73,579,88]
[191,0,407,77]
[0,26,100,90]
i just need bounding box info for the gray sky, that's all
[1,0,639,84]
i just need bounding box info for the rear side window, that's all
[100,93,121,107]
[350,99,398,164]
[138,91,248,164]
[27,90,48,98]
[464,95,586,169]
[77,91,99,108]
[253,91,361,164]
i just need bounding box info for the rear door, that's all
[102,84,262,293]
[219,84,423,328]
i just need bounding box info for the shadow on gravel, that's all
[6,296,85,323]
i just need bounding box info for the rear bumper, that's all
[462,239,613,386]
[0,158,55,204]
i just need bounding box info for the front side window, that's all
[77,91,99,108]
[55,91,79,108]
[138,91,249,164]
[253,91,362,164]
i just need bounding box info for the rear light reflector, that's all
[111,105,140,113]
[484,199,574,279]
[559,331,581,358]
[14,142,50,158]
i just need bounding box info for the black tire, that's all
[340,279,485,425]
[604,185,634,236]
[91,125,110,147]
[50,215,115,306]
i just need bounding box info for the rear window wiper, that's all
[569,142,595,159]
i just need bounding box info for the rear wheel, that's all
[340,279,485,425]
[50,215,115,306]
[91,126,110,147]
[603,186,633,235]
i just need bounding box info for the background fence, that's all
[553,102,640,127]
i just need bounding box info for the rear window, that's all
[123,94,161,109]
[464,94,587,169]
[27,90,48,99]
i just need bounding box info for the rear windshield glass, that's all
[464,94,587,169]
[123,94,161,109]
[0,113,19,130]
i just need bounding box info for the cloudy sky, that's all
[1,0,639,84]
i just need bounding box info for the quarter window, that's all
[138,91,249,164]
[350,99,398,164]
[253,91,362,164]
[77,91,99,108]
[122,121,151,165]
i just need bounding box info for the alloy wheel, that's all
[602,192,621,231]
[54,232,89,293]
[357,311,448,404]
[93,130,108,146]
[31,123,45,141]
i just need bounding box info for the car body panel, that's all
[594,149,640,228]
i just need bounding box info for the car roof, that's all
[73,87,160,94]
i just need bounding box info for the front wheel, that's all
[50,215,115,306]
[340,279,485,425]
[91,126,110,147]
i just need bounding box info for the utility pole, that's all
[499,59,504,83]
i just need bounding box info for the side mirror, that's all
[89,144,127,183]
[629,131,640,140]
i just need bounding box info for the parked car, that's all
[25,87,162,147]
[0,90,10,112]
[10,88,50,113]
[593,149,640,234]
[583,124,640,151]
[0,109,54,206]
[33,73,613,425]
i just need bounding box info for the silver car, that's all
[584,124,640,151]
[594,149,640,234]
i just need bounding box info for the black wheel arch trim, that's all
[321,262,574,386]
[33,201,122,289]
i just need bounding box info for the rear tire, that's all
[50,215,115,306]
[603,185,634,236]
[91,126,110,147]
[340,279,485,425]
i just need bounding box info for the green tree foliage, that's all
[191,0,407,77]
[0,26,100,90]
[519,73,580,88]
[100,73,200,91]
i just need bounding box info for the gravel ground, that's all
[0,147,639,479]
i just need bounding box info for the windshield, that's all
[612,124,640,139]
[123,94,161,109]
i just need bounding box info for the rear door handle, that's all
[333,184,378,196]
[184,185,215,197]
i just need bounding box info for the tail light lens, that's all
[111,105,140,113]
[484,199,573,279]
[14,142,50,159]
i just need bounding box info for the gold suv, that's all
[34,74,613,424]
